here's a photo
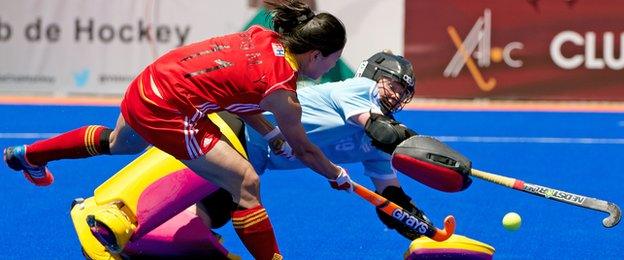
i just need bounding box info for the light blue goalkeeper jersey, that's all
[246,77,396,180]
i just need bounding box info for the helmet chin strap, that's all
[380,102,392,116]
[379,97,400,116]
[377,86,403,115]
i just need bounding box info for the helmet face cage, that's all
[356,52,416,114]
[375,75,411,114]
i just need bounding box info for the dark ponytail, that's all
[266,0,346,56]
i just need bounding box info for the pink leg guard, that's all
[124,210,231,258]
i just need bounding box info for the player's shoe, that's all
[3,145,54,186]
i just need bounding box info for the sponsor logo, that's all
[0,74,55,84]
[360,141,372,153]
[98,74,134,84]
[73,69,90,87]
[335,138,355,151]
[74,18,190,46]
[403,74,414,87]
[355,60,368,77]
[444,9,523,91]
[202,137,213,148]
[391,208,428,234]
[272,43,285,57]
[525,185,586,205]
[550,31,624,70]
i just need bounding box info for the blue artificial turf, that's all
[0,104,622,259]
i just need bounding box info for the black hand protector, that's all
[364,113,417,154]
[375,186,432,240]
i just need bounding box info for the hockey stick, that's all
[470,169,621,228]
[351,182,455,241]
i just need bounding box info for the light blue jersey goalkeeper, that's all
[246,77,396,180]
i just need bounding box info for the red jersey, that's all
[148,25,298,116]
[120,26,298,160]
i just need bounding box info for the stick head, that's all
[603,202,621,228]
[431,215,456,242]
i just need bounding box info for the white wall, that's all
[0,0,404,96]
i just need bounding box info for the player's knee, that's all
[198,188,237,228]
[240,168,260,193]
[237,168,261,206]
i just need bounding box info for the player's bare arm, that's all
[238,113,274,136]
[260,89,342,179]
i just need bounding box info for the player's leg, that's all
[371,176,401,193]
[182,139,281,260]
[370,177,433,240]
[3,114,148,186]
[108,113,150,154]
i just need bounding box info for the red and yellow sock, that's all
[232,205,281,260]
[26,125,112,166]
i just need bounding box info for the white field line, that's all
[0,133,59,139]
[435,136,624,144]
[1,132,623,145]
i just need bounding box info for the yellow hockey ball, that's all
[502,212,521,231]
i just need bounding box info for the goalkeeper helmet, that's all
[356,51,416,114]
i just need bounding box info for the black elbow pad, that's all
[364,113,417,154]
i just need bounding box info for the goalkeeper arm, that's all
[353,112,417,154]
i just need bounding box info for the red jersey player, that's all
[122,25,302,160]
[3,1,349,259]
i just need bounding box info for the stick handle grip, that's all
[470,169,521,189]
